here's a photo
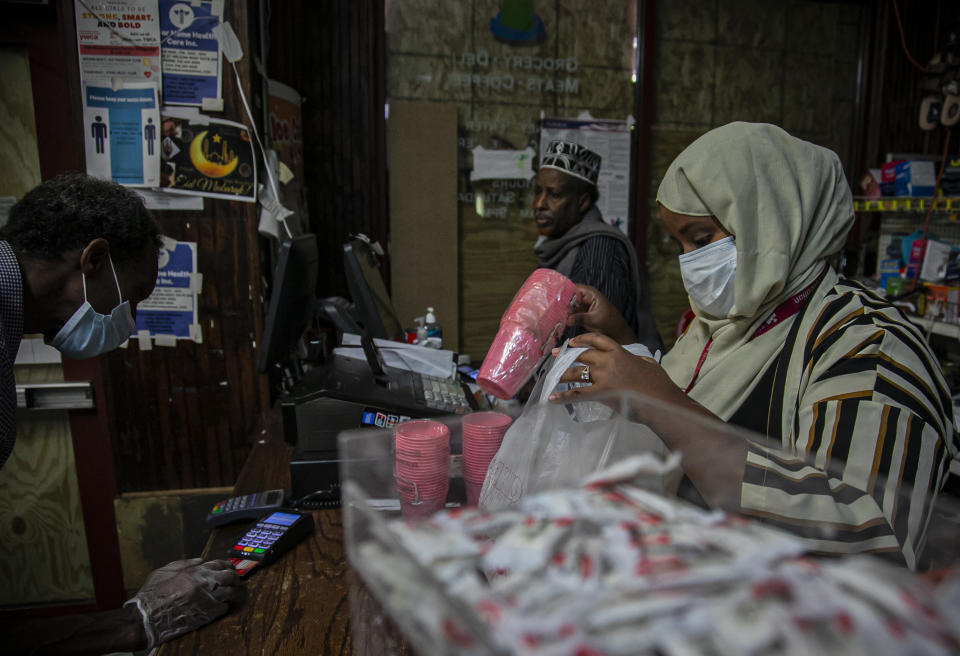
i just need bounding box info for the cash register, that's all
[256,234,477,506]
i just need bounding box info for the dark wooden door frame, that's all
[2,0,125,612]
[631,0,657,269]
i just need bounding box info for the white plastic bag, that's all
[479,342,678,512]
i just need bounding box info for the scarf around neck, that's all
[533,206,626,275]
[534,204,649,330]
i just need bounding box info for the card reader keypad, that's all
[235,525,284,555]
[228,511,314,564]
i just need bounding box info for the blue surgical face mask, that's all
[49,256,136,359]
[678,236,738,317]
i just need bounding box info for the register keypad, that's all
[212,493,255,515]
[413,374,472,414]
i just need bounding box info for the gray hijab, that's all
[658,122,853,418]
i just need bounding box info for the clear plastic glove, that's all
[124,558,244,649]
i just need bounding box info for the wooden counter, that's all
[157,430,353,655]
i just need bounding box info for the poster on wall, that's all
[135,238,200,343]
[83,82,160,186]
[470,146,536,180]
[133,188,204,210]
[267,79,307,230]
[158,0,223,108]
[74,0,161,86]
[159,110,257,202]
[540,117,631,234]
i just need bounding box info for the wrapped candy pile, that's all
[352,478,960,655]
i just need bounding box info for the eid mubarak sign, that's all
[159,113,257,202]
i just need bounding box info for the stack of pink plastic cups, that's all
[394,420,450,519]
[461,412,513,506]
[478,268,578,399]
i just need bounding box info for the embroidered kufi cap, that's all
[539,140,602,186]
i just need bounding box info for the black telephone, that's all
[206,489,286,527]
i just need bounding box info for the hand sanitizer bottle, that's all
[414,316,427,344]
[423,306,442,348]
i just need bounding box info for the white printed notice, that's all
[74,0,161,86]
[470,146,536,181]
[83,82,160,186]
[159,0,223,107]
[540,117,631,235]
[136,239,199,341]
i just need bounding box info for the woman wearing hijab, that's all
[551,122,957,568]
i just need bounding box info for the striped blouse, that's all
[729,278,957,569]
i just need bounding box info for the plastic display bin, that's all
[339,392,960,655]
[340,415,505,655]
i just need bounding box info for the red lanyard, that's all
[683,270,826,394]
[684,337,714,393]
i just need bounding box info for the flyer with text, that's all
[136,239,198,340]
[75,0,161,85]
[83,82,160,187]
[159,0,222,107]
[159,112,257,202]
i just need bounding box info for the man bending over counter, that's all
[0,174,243,654]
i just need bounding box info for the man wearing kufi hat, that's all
[533,140,661,350]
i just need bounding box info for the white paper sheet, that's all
[470,146,536,181]
[336,334,457,380]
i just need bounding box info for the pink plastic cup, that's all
[476,322,543,399]
[461,412,511,483]
[395,420,450,516]
[478,269,578,399]
[501,269,578,341]
[465,480,483,507]
[396,419,450,441]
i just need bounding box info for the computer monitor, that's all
[343,238,404,340]
[257,234,320,374]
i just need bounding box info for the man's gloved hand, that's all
[124,558,244,649]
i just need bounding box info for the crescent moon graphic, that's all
[189,130,239,178]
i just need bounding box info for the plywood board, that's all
[0,47,42,199]
[0,366,94,605]
[388,101,460,352]
[115,488,229,592]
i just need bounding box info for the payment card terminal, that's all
[228,510,314,576]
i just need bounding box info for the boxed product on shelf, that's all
[924,283,960,324]
[906,238,958,281]
[859,169,882,198]
[880,160,902,196]
[880,160,936,197]
[878,258,901,289]
[942,156,960,196]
